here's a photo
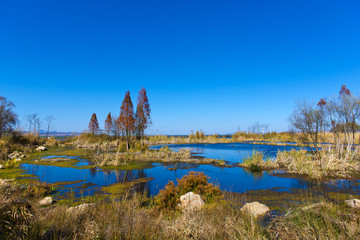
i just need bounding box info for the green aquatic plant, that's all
[239,151,277,170]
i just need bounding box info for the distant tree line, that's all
[290,85,360,153]
[88,87,151,150]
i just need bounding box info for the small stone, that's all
[0,164,5,169]
[302,202,329,211]
[67,203,95,214]
[39,197,53,206]
[345,199,360,209]
[14,158,22,162]
[0,179,14,186]
[178,192,205,211]
[35,146,47,152]
[8,151,20,159]
[240,201,270,218]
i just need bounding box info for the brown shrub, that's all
[155,172,222,210]
[155,181,178,209]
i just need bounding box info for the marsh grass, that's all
[239,151,277,171]
[1,178,360,239]
[94,145,206,168]
[276,148,360,179]
[238,148,360,179]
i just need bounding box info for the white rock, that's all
[0,179,14,186]
[39,197,53,206]
[179,192,205,211]
[0,164,5,169]
[345,199,360,209]
[67,203,95,214]
[240,201,270,218]
[8,151,20,159]
[302,202,329,211]
[35,146,47,152]
[14,158,22,162]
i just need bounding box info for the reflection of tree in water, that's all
[193,147,204,154]
[161,162,199,171]
[113,169,151,196]
[134,169,150,197]
[243,168,265,181]
[115,170,135,183]
[89,167,97,177]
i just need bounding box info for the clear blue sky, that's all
[1,0,360,134]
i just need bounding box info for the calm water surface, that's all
[20,143,360,198]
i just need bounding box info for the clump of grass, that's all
[94,145,195,167]
[239,151,277,171]
[0,158,21,169]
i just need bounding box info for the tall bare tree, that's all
[289,100,326,153]
[326,85,360,146]
[0,96,17,137]
[44,115,55,137]
[26,113,41,134]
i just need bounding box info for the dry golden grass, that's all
[1,177,360,239]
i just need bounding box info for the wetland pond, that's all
[20,143,360,199]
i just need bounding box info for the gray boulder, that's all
[240,201,270,218]
[67,203,95,214]
[345,199,360,209]
[178,192,205,211]
[39,197,53,206]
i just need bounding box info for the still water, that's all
[21,143,360,198]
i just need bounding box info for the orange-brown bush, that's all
[177,171,222,202]
[155,181,178,209]
[155,172,222,210]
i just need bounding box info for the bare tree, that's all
[326,85,360,147]
[0,96,17,137]
[26,113,41,134]
[34,114,41,134]
[26,114,35,133]
[289,100,326,153]
[44,115,55,137]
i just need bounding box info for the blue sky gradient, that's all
[1,0,360,134]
